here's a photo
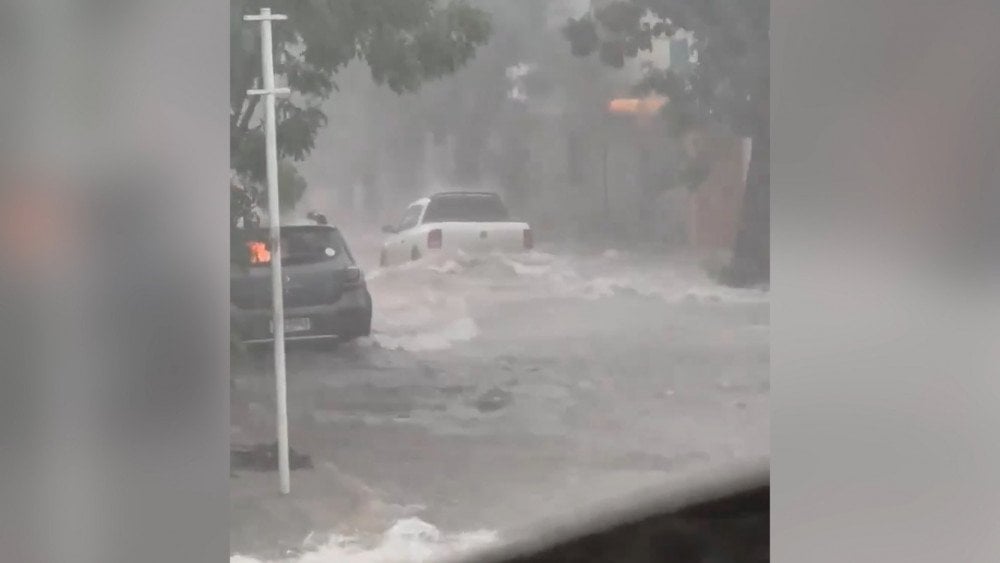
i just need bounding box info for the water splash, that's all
[365,250,765,353]
[231,518,498,563]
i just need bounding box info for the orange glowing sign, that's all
[247,241,271,264]
[607,95,667,116]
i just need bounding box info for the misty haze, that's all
[230,0,769,560]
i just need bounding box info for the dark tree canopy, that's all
[230,0,492,208]
[564,0,767,139]
[563,0,769,286]
[230,0,491,269]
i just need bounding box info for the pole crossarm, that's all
[247,87,291,96]
[243,13,287,21]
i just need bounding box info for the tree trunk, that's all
[722,126,769,287]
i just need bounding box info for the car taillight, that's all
[343,267,363,286]
[523,228,534,250]
[428,229,442,249]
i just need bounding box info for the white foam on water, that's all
[365,250,766,354]
[374,317,479,352]
[497,255,552,276]
[369,274,480,352]
[231,518,498,563]
[427,259,464,274]
[543,262,768,305]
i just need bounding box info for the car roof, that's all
[283,220,336,228]
[252,220,338,229]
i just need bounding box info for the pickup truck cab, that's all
[380,191,533,267]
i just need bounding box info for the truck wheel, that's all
[410,246,421,261]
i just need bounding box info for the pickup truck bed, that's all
[380,192,533,266]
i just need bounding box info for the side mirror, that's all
[381,225,397,234]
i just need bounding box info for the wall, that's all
[688,134,751,254]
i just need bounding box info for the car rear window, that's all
[241,226,352,267]
[422,194,510,223]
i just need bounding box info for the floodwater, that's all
[230,246,769,561]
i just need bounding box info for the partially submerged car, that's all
[380,191,533,266]
[231,221,372,347]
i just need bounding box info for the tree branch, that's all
[237,94,261,134]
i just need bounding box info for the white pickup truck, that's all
[379,191,533,267]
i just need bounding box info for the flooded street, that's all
[230,247,768,561]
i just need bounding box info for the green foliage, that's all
[230,157,307,218]
[274,159,308,213]
[230,183,256,270]
[563,16,600,57]
[416,0,612,195]
[563,0,767,140]
[230,0,492,194]
[230,183,256,230]
[228,160,305,272]
[595,2,645,35]
[563,0,769,285]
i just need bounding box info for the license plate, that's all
[270,317,310,334]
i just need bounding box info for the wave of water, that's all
[231,518,498,563]
[372,317,479,352]
[361,249,767,353]
[369,250,766,306]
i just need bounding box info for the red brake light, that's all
[247,241,271,264]
[428,229,443,249]
[523,228,534,250]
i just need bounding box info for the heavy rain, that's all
[229,0,769,560]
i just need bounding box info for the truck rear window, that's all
[241,226,352,267]
[422,194,510,223]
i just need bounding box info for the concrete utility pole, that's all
[243,7,292,495]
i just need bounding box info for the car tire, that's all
[341,320,371,343]
[359,296,373,337]
[410,246,421,261]
[341,298,373,342]
[357,314,372,339]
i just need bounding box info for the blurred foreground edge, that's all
[459,460,769,563]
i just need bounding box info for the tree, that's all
[563,0,768,286]
[415,0,618,212]
[230,0,492,215]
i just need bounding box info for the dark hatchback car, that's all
[231,224,372,347]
